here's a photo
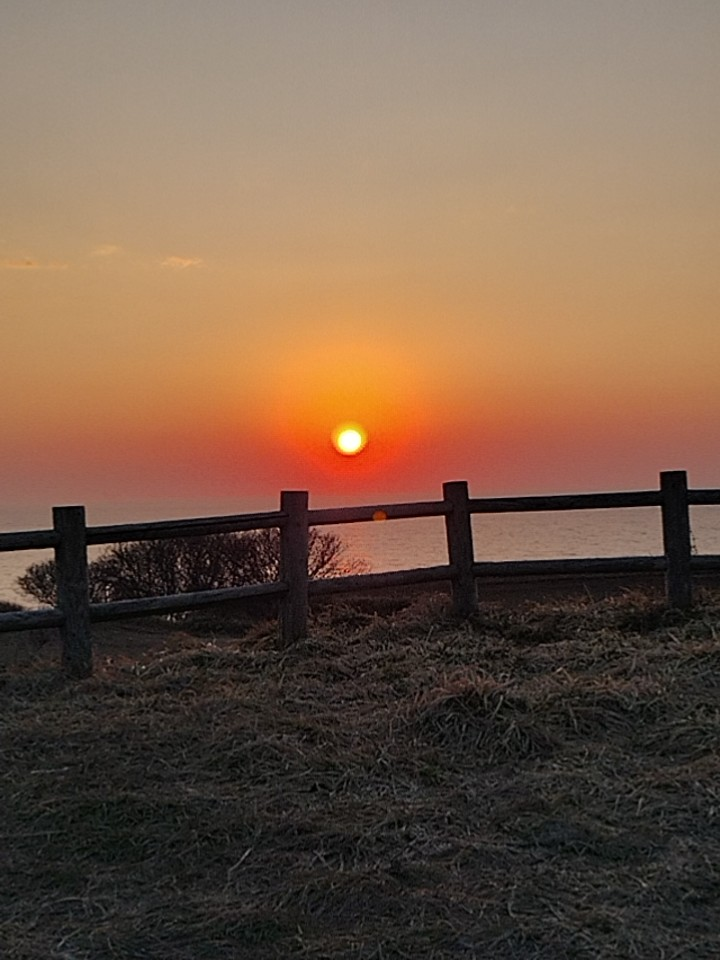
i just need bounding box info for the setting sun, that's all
[332,423,368,456]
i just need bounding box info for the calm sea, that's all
[2,498,720,606]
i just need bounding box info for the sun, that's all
[337,429,363,454]
[332,422,368,456]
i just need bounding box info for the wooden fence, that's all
[1,470,719,677]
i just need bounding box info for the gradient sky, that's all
[2,1,719,506]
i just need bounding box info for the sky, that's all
[2,0,719,508]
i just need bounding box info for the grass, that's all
[3,589,720,958]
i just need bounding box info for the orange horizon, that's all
[2,5,718,507]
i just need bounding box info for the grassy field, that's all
[3,589,720,959]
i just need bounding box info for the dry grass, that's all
[3,589,720,958]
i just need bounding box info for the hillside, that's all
[3,590,720,959]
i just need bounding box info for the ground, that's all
[3,586,720,958]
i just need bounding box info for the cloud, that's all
[90,244,121,257]
[0,258,69,270]
[1,258,39,269]
[160,255,204,270]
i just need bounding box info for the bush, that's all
[17,529,368,607]
[0,601,24,613]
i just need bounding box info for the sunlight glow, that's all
[332,423,368,456]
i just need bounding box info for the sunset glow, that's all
[333,424,367,457]
[1,4,719,505]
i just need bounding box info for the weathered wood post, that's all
[443,480,478,617]
[279,490,309,647]
[660,470,692,610]
[53,505,92,677]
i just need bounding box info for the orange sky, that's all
[2,2,719,507]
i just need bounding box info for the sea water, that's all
[2,499,720,606]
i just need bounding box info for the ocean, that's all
[2,498,720,607]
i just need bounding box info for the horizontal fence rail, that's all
[472,556,668,577]
[689,490,720,506]
[309,499,451,525]
[89,581,286,623]
[1,470,719,677]
[0,529,59,551]
[468,490,662,513]
[85,510,284,546]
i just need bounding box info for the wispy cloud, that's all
[90,244,121,257]
[0,258,69,270]
[160,255,204,270]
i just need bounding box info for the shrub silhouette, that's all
[17,529,367,606]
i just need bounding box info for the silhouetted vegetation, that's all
[17,529,367,606]
[0,600,23,614]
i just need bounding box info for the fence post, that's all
[279,490,309,647]
[443,480,478,617]
[53,506,93,677]
[660,470,692,610]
